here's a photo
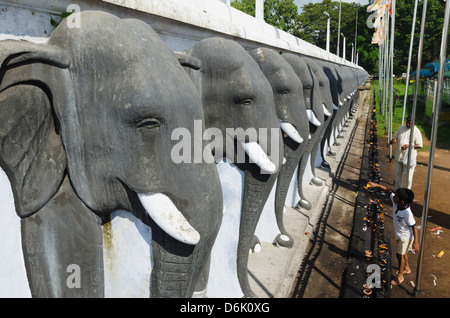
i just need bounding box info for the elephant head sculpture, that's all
[325,63,345,147]
[321,61,341,156]
[186,38,283,298]
[249,48,309,249]
[283,53,324,210]
[0,11,223,298]
[304,58,334,177]
[334,66,354,141]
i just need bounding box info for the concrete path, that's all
[248,87,371,298]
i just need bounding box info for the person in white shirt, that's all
[390,115,423,189]
[368,182,419,286]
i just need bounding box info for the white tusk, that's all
[240,141,277,173]
[138,193,200,245]
[306,109,321,127]
[333,103,339,110]
[279,121,303,144]
[322,104,331,117]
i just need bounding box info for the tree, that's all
[231,0,302,36]
[230,0,449,76]
[378,0,448,76]
[297,1,362,60]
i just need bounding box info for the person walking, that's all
[390,115,423,189]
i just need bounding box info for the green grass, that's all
[373,79,450,150]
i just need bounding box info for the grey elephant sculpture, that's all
[249,48,309,249]
[336,67,355,137]
[304,58,334,178]
[321,61,341,156]
[283,53,324,210]
[185,38,283,298]
[326,63,346,148]
[0,11,222,298]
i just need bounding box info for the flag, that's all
[367,0,388,45]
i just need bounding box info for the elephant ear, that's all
[0,40,70,218]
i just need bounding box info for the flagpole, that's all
[383,11,389,136]
[388,0,395,160]
[406,0,427,182]
[414,0,449,297]
[401,0,419,126]
[337,0,342,57]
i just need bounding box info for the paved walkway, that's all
[247,86,371,298]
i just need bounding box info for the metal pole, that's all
[337,0,342,56]
[324,11,331,52]
[388,0,395,160]
[383,12,389,135]
[414,0,449,297]
[379,40,384,112]
[255,0,264,20]
[406,0,427,182]
[401,0,419,126]
[354,6,358,65]
[342,34,346,59]
[327,16,330,52]
[351,43,354,63]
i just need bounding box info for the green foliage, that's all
[50,11,75,27]
[393,0,448,77]
[230,0,449,78]
[231,0,301,36]
[374,79,450,150]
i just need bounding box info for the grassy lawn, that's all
[373,79,450,150]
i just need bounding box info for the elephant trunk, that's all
[235,131,282,297]
[274,136,305,248]
[309,117,331,184]
[126,163,222,298]
[148,197,221,298]
[150,228,196,297]
[297,124,319,210]
[236,168,278,297]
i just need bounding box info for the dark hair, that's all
[406,115,412,123]
[396,188,414,204]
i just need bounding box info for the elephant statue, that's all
[249,48,309,249]
[185,37,283,298]
[283,53,324,210]
[326,63,346,148]
[303,58,334,178]
[321,61,341,156]
[0,11,223,298]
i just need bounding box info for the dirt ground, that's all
[379,134,450,298]
[289,88,450,298]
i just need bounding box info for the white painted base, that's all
[0,168,31,298]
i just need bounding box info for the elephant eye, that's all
[238,98,253,106]
[136,118,161,129]
[279,89,289,94]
